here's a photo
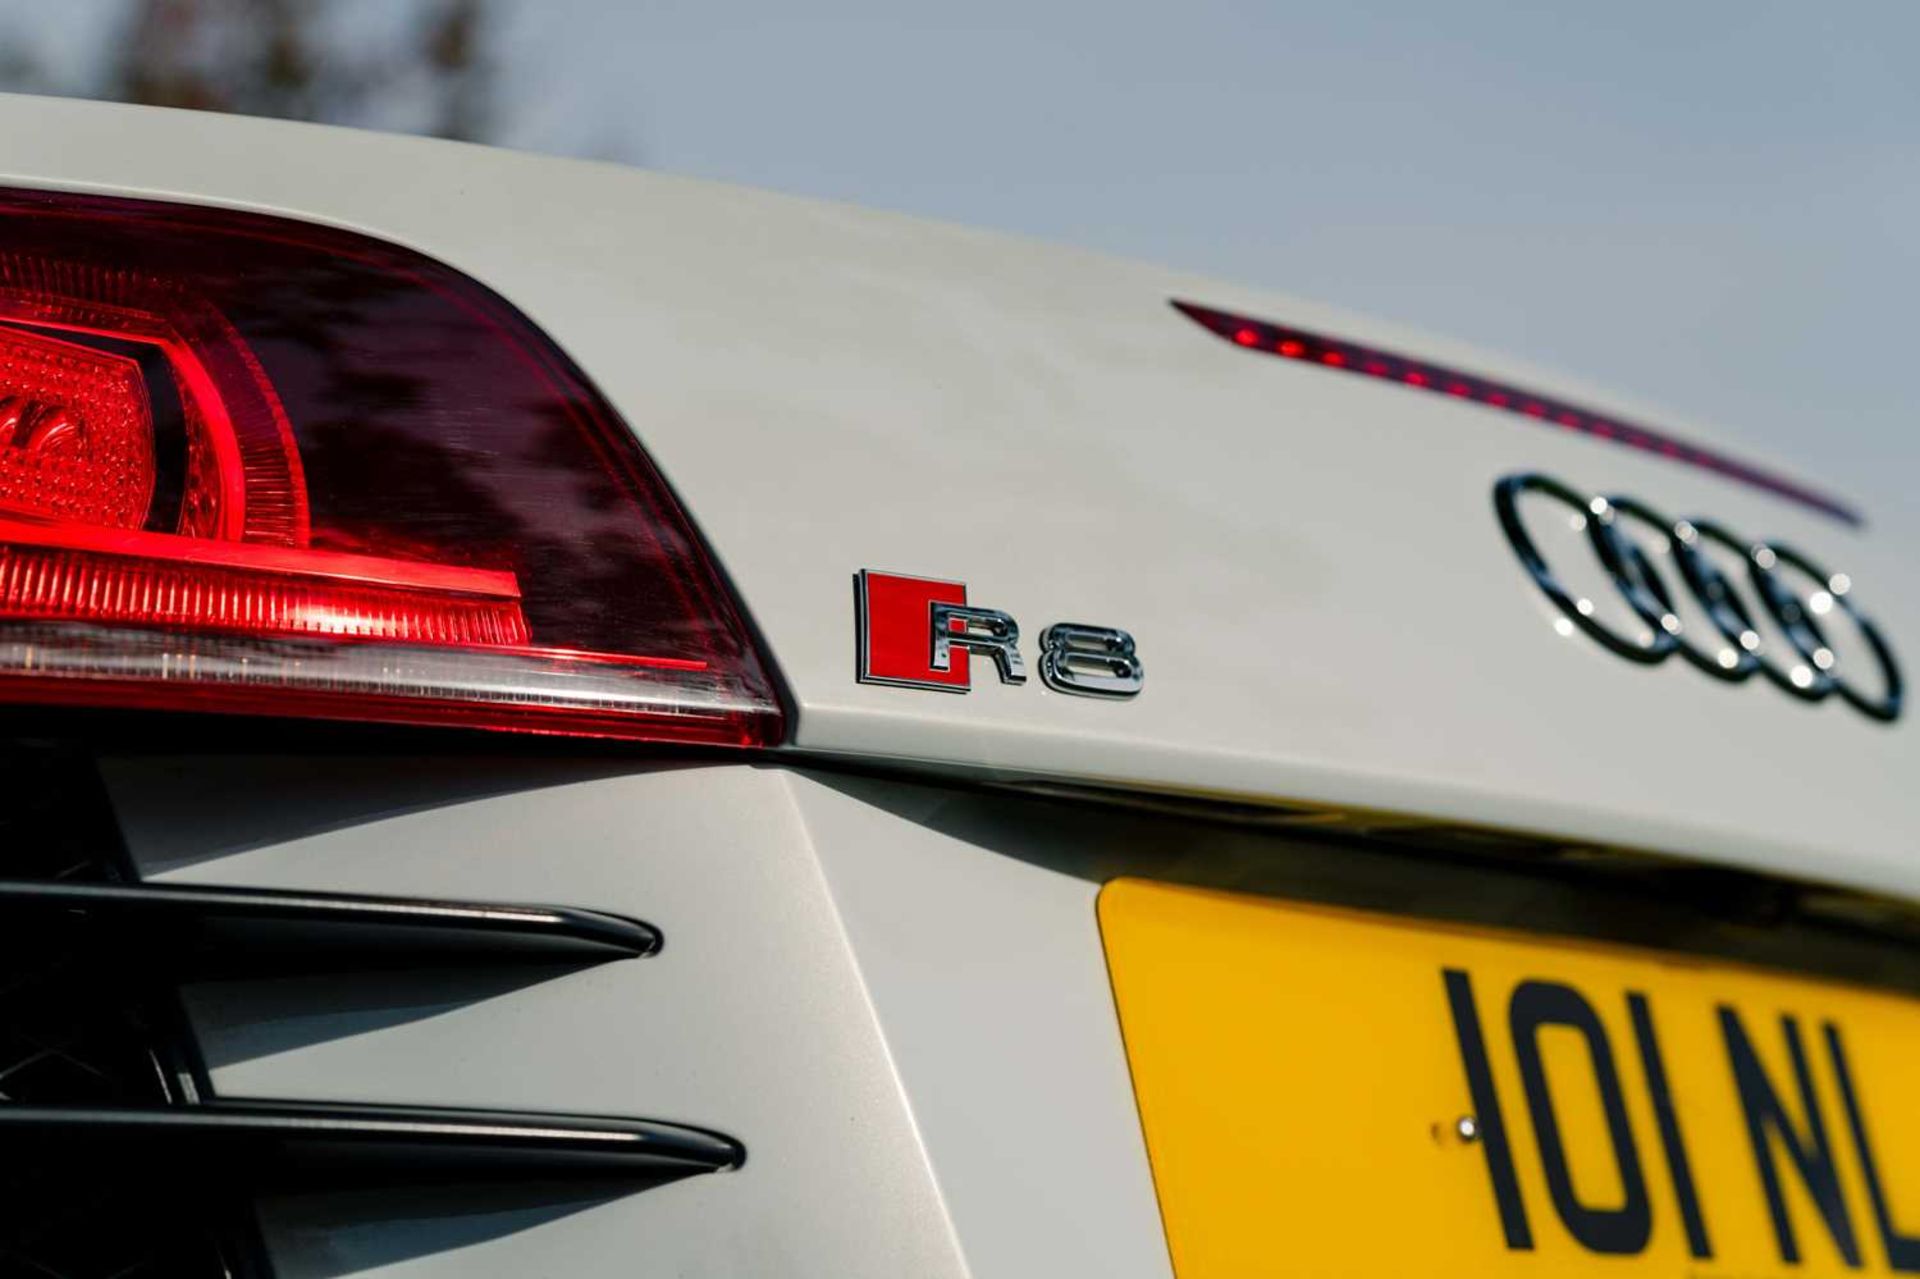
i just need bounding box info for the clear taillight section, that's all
[0,187,783,745]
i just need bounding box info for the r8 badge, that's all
[854,570,1142,698]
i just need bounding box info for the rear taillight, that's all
[0,188,782,745]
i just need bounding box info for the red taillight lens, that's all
[0,188,783,746]
[0,327,154,527]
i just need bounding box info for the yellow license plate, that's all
[1100,878,1920,1278]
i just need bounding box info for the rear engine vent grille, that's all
[0,741,245,1277]
[0,742,741,1277]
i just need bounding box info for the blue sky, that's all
[10,1,1918,519]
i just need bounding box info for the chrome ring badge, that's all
[1494,473,1901,722]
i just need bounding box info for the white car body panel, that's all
[1,94,1905,897]
[105,757,1175,1279]
[109,758,977,1278]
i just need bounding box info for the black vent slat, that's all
[1,1100,744,1181]
[0,878,661,974]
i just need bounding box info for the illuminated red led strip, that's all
[1171,300,1859,526]
[0,517,530,648]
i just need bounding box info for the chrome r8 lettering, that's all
[855,570,1141,699]
[1038,623,1144,698]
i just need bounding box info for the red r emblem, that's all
[855,570,1027,692]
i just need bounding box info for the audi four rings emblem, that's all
[1495,473,1902,722]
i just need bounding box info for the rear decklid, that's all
[0,92,1912,897]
